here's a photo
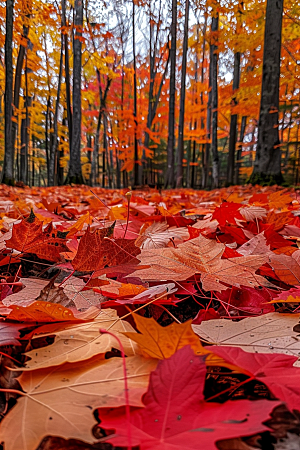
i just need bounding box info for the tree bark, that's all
[20,55,32,185]
[132,0,139,188]
[164,0,177,188]
[176,0,189,188]
[3,0,15,185]
[250,0,284,185]
[12,23,29,159]
[48,32,63,186]
[67,0,83,184]
[210,13,219,188]
[62,0,72,159]
[235,115,247,185]
[226,51,241,185]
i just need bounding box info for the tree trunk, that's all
[12,23,29,159]
[210,13,219,188]
[20,56,32,185]
[176,0,189,188]
[250,0,284,185]
[67,0,83,184]
[164,0,177,188]
[62,0,72,158]
[226,51,241,185]
[132,0,139,188]
[3,0,15,185]
[235,115,247,185]
[48,32,63,186]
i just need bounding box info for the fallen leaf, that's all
[135,222,189,249]
[6,213,69,262]
[0,355,157,450]
[72,224,140,272]
[132,235,271,291]
[99,346,279,450]
[211,346,300,413]
[123,315,206,359]
[24,308,138,369]
[192,313,300,366]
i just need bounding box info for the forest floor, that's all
[0,184,299,450]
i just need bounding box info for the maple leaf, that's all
[212,201,244,226]
[238,232,271,256]
[123,314,206,359]
[211,346,300,413]
[215,286,275,315]
[132,234,271,291]
[99,346,279,450]
[240,205,267,222]
[271,286,300,303]
[0,322,30,346]
[135,222,189,249]
[0,355,157,450]
[72,223,140,272]
[269,252,300,285]
[192,312,300,365]
[23,308,138,369]
[5,301,89,323]
[2,278,51,307]
[6,212,69,262]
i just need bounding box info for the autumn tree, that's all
[67,0,83,184]
[249,0,284,185]
[164,0,177,188]
[3,0,14,185]
[176,0,189,188]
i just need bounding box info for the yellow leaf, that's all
[123,314,207,359]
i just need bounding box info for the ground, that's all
[0,184,299,450]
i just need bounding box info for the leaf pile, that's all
[0,184,300,449]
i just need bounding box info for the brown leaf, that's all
[132,235,270,291]
[0,355,157,450]
[192,312,300,366]
[23,308,138,369]
[269,253,300,285]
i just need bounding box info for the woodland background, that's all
[1,0,300,188]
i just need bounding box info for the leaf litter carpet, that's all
[0,184,300,449]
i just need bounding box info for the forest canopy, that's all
[1,0,300,188]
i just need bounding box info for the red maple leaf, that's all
[72,224,140,272]
[212,202,244,226]
[98,346,278,450]
[211,346,300,413]
[6,212,69,262]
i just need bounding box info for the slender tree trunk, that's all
[226,51,241,185]
[62,0,72,156]
[49,33,63,186]
[132,0,139,188]
[20,56,32,184]
[3,0,15,185]
[250,0,284,184]
[68,0,83,184]
[57,114,66,185]
[235,115,247,185]
[210,12,219,188]
[176,0,189,188]
[12,23,29,158]
[164,0,177,188]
